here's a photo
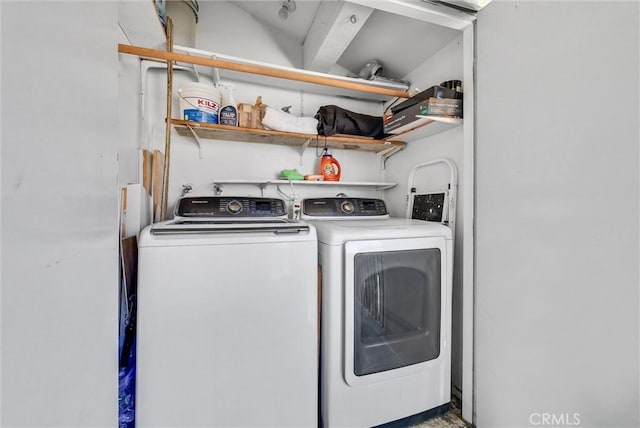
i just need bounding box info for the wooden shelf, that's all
[171,120,406,154]
[391,116,463,141]
[118,44,411,100]
[210,179,397,191]
[169,45,410,102]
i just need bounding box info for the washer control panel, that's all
[302,198,388,217]
[175,197,287,218]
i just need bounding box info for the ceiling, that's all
[227,1,321,43]
[335,10,460,81]
[227,0,461,81]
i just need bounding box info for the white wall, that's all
[196,1,302,68]
[385,34,466,394]
[475,2,639,427]
[1,2,119,426]
[118,29,143,188]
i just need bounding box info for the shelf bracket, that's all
[178,51,201,81]
[210,54,220,86]
[299,138,313,162]
[377,144,405,171]
[192,62,200,82]
[258,182,271,197]
[375,183,395,192]
[185,124,204,159]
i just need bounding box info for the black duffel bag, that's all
[315,105,386,140]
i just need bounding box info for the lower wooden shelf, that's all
[170,119,406,154]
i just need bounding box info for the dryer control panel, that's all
[302,198,388,217]
[175,196,287,218]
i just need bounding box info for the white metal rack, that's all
[209,179,397,195]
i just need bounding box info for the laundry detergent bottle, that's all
[320,149,341,181]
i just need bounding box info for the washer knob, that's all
[226,200,243,214]
[340,200,355,214]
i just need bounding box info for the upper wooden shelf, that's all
[118,44,411,101]
[171,120,406,155]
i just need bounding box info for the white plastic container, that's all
[177,82,221,124]
[165,0,198,47]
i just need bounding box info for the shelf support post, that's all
[160,17,174,221]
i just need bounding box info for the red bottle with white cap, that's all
[320,149,341,181]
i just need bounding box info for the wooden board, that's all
[118,44,411,99]
[142,149,153,195]
[171,120,405,154]
[152,150,165,222]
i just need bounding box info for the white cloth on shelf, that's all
[261,106,318,135]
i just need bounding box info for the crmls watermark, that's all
[529,413,581,426]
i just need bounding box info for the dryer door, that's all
[344,237,450,387]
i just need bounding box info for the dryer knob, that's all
[226,200,243,214]
[340,200,355,214]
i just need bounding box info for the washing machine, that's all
[302,197,453,428]
[136,196,318,428]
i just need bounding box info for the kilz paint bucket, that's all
[178,82,221,123]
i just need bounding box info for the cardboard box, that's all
[384,97,462,134]
[237,96,265,129]
[391,85,458,114]
[422,97,463,117]
[384,101,431,134]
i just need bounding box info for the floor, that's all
[408,399,470,428]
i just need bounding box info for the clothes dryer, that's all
[302,197,453,428]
